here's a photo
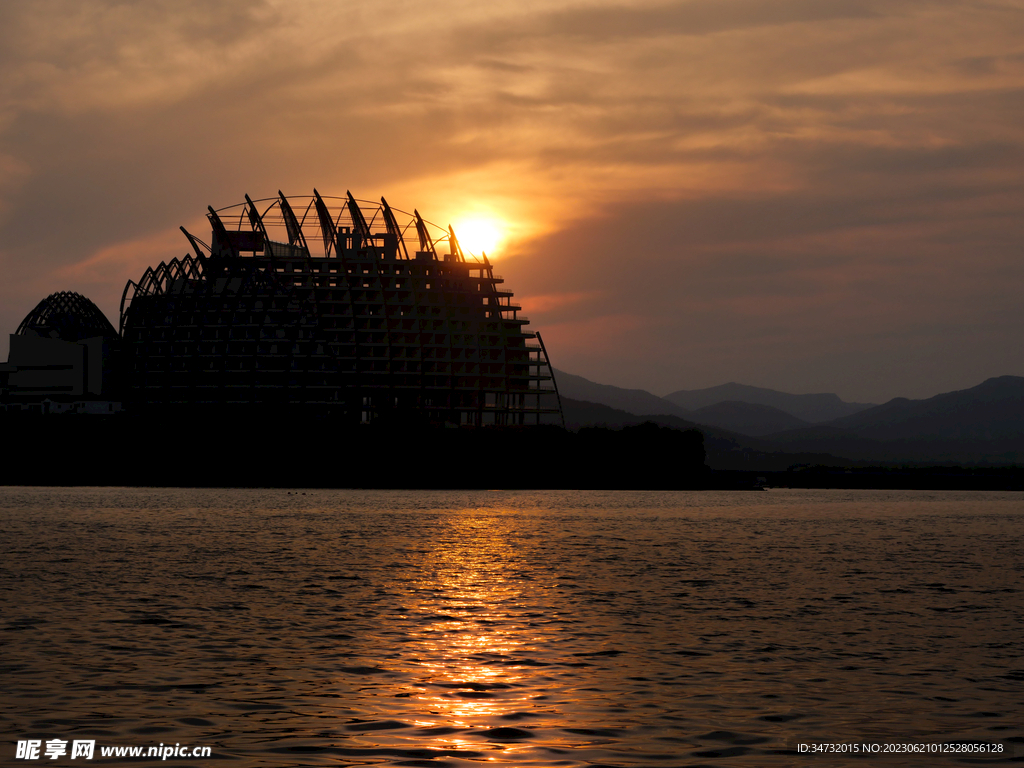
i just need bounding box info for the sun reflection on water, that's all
[396,511,546,749]
[5,489,1022,767]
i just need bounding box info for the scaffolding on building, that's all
[119,190,564,427]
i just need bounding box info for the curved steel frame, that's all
[18,291,118,342]
[119,190,562,426]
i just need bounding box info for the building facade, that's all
[117,190,562,426]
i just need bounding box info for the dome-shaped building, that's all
[120,190,562,426]
[17,291,119,342]
[1,291,121,413]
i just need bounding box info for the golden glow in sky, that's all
[3,0,1024,400]
[452,218,505,259]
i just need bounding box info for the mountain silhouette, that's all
[824,375,1024,440]
[559,395,698,432]
[751,377,1024,463]
[664,382,874,423]
[560,374,1024,465]
[690,400,810,436]
[555,369,874,434]
[553,369,689,418]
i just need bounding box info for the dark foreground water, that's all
[1,488,1022,767]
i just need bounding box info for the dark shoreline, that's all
[4,472,1023,491]
[4,414,1024,491]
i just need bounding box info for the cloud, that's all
[507,171,1024,401]
[488,0,885,44]
[1,0,1023,400]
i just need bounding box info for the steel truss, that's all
[120,190,563,426]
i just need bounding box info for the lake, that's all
[1,488,1021,766]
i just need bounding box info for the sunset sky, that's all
[2,0,1023,403]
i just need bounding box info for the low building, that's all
[1,291,122,414]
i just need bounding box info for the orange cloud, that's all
[3,0,1024,398]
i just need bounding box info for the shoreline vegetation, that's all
[4,413,1024,490]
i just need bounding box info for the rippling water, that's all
[1,488,1022,766]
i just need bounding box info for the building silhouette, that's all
[3,191,563,427]
[1,291,121,414]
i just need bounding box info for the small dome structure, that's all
[17,291,119,342]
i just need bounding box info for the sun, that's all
[451,218,504,259]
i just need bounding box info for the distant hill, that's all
[826,375,1024,440]
[750,377,1024,464]
[556,372,1024,465]
[690,400,810,436]
[556,370,872,436]
[553,369,689,418]
[756,426,894,460]
[758,429,1024,465]
[560,396,698,432]
[560,397,858,470]
[664,382,874,423]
